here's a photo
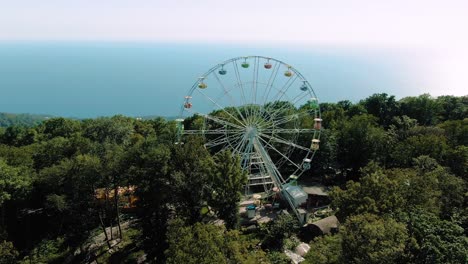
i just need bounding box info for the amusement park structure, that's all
[176,56,322,224]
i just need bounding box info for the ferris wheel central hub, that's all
[245,126,258,139]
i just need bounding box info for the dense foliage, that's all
[0,93,466,263]
[0,113,50,127]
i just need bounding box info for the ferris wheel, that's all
[176,56,322,198]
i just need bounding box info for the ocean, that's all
[0,42,430,118]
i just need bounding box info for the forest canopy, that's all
[0,93,466,263]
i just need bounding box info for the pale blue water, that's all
[0,42,425,118]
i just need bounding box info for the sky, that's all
[1,0,467,47]
[0,1,466,117]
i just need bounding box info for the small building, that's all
[300,215,339,242]
[303,186,330,208]
[94,186,138,212]
[283,185,308,207]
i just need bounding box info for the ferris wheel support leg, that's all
[252,138,305,225]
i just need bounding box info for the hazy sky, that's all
[1,1,466,46]
[0,1,466,117]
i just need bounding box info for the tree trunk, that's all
[99,210,111,249]
[110,218,114,240]
[114,184,123,239]
[93,185,111,249]
[1,206,5,232]
[105,188,114,240]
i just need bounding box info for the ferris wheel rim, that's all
[179,56,321,117]
[177,55,322,188]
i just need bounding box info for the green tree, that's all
[32,137,74,170]
[319,103,346,130]
[444,145,468,177]
[83,115,134,144]
[336,115,388,174]
[261,213,300,250]
[403,209,468,264]
[165,219,268,264]
[341,213,408,264]
[36,155,101,243]
[40,117,81,139]
[0,145,35,168]
[170,137,213,224]
[435,95,467,122]
[127,138,172,261]
[360,93,399,127]
[438,119,468,147]
[224,229,268,263]
[99,143,127,239]
[400,94,441,126]
[391,133,449,167]
[209,151,247,229]
[0,159,31,206]
[332,159,461,221]
[0,240,19,264]
[304,234,342,264]
[165,219,230,264]
[18,237,69,264]
[331,163,405,220]
[0,126,36,146]
[413,158,466,220]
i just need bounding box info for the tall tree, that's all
[40,117,81,139]
[435,95,468,122]
[400,94,441,126]
[209,151,247,229]
[165,219,268,264]
[127,138,172,262]
[170,137,212,224]
[304,234,342,264]
[341,213,408,264]
[336,114,388,174]
[361,93,399,127]
[402,209,468,264]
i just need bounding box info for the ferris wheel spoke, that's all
[253,57,261,108]
[271,110,314,127]
[250,57,261,117]
[265,92,311,123]
[275,75,300,102]
[205,137,230,148]
[255,62,281,120]
[251,57,257,105]
[261,61,281,107]
[258,136,301,170]
[259,133,311,153]
[195,88,246,127]
[233,60,249,109]
[241,139,255,169]
[259,93,295,123]
[232,134,248,155]
[205,132,243,148]
[184,108,244,130]
[271,114,300,127]
[211,71,248,124]
[267,74,298,105]
[260,128,315,134]
[183,129,243,135]
[205,133,242,149]
[286,91,312,108]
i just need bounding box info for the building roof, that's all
[310,215,339,234]
[285,185,308,199]
[302,186,329,196]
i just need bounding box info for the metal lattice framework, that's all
[177,56,322,199]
